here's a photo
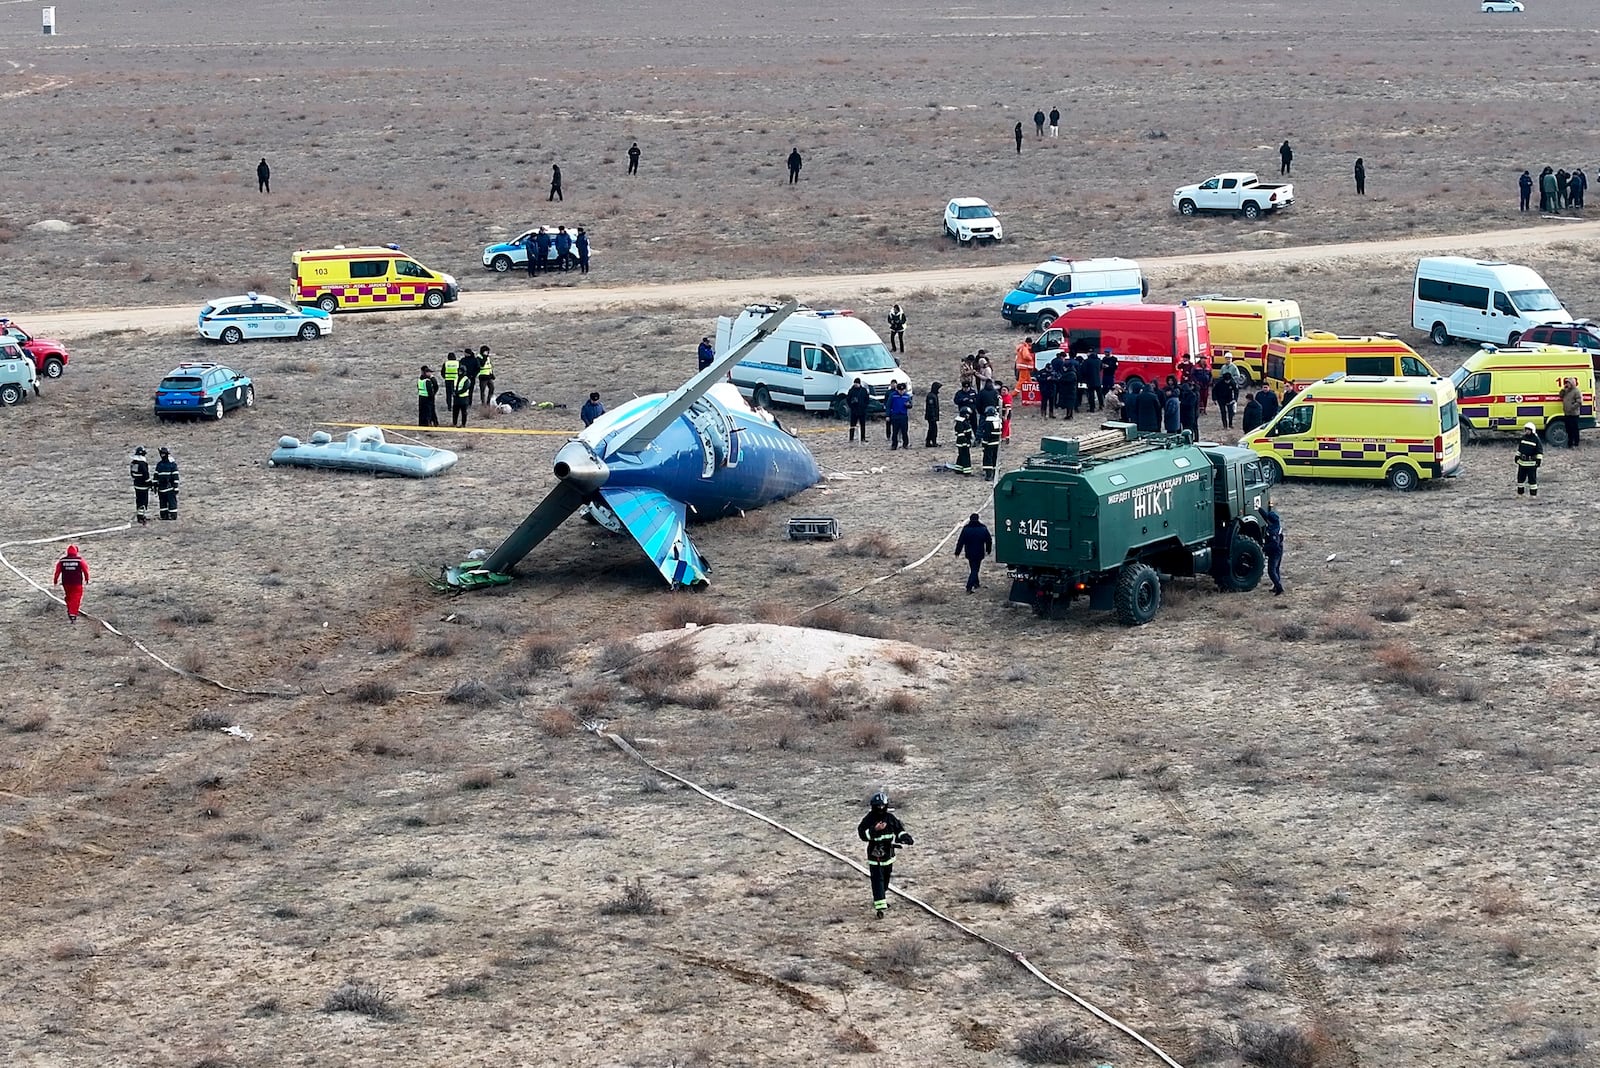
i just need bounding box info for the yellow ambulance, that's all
[1243,373,1461,491]
[1263,332,1438,392]
[1191,295,1302,383]
[1449,344,1595,447]
[292,246,460,313]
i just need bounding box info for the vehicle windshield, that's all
[834,343,897,373]
[1449,366,1469,389]
[160,376,204,390]
[1268,317,1303,339]
[1016,270,1054,295]
[1510,288,1562,313]
[957,204,994,220]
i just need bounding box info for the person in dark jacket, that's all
[951,407,974,474]
[476,348,496,404]
[256,158,271,193]
[847,378,871,443]
[1354,157,1366,196]
[954,513,992,592]
[857,791,913,917]
[1279,139,1293,175]
[1048,107,1060,137]
[1557,168,1570,210]
[1255,387,1280,423]
[1037,360,1057,417]
[154,447,181,520]
[1178,382,1199,436]
[1263,508,1285,595]
[1163,389,1182,432]
[576,226,591,274]
[531,228,551,276]
[976,380,1000,421]
[580,391,605,426]
[627,142,641,175]
[887,304,907,353]
[458,348,482,403]
[549,164,563,202]
[1241,395,1264,433]
[128,446,152,525]
[886,382,912,450]
[1082,351,1102,412]
[1013,121,1023,154]
[1213,373,1238,429]
[1056,358,1077,420]
[924,381,942,447]
[1099,352,1118,404]
[417,365,440,427]
[1519,169,1534,212]
[553,226,573,271]
[787,147,803,184]
[1515,422,1542,496]
[1130,381,1162,433]
[1033,109,1046,137]
[980,406,1002,481]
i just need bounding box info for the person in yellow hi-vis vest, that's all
[440,351,461,410]
[477,346,496,404]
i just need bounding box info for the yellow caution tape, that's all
[319,422,574,436]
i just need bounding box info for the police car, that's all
[197,293,331,344]
[480,227,592,272]
[155,362,255,421]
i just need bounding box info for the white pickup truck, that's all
[1172,172,1294,220]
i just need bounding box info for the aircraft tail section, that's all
[598,486,708,588]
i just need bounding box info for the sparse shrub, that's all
[1234,1021,1333,1067]
[421,634,462,658]
[906,583,950,605]
[186,710,231,731]
[570,684,613,718]
[323,978,396,1020]
[888,648,922,674]
[1479,885,1523,918]
[882,690,922,716]
[442,975,488,998]
[1493,933,1526,963]
[599,879,663,916]
[1363,928,1407,965]
[1239,962,1281,991]
[387,861,433,880]
[624,652,697,704]
[599,639,641,672]
[351,734,409,757]
[1375,643,1440,695]
[445,678,501,707]
[1372,603,1415,623]
[11,712,48,733]
[48,940,95,961]
[1015,1021,1100,1064]
[675,685,726,711]
[966,876,1015,906]
[372,620,414,653]
[1276,621,1310,642]
[801,678,852,723]
[655,600,733,629]
[244,998,279,1018]
[805,605,894,639]
[1004,664,1034,683]
[459,767,495,791]
[539,708,576,738]
[181,646,210,675]
[515,632,570,675]
[850,720,887,749]
[163,604,216,626]
[835,1027,879,1053]
[882,744,908,764]
[1513,1026,1586,1060]
[348,679,398,705]
[1454,678,1483,703]
[1234,745,1268,768]
[882,936,923,974]
[836,531,900,559]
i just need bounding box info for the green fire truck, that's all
[994,424,1274,624]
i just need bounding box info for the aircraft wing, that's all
[597,486,709,588]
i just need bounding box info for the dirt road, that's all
[25,220,1600,339]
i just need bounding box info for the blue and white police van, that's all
[1001,256,1146,331]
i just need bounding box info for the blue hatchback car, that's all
[155,362,254,421]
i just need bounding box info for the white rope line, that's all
[595,728,1185,1068]
[0,524,298,698]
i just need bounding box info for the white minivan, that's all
[721,304,910,417]
[1412,256,1571,347]
[1000,256,1146,330]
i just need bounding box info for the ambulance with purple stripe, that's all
[292,245,459,314]
[1242,373,1461,492]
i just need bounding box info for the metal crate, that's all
[787,516,841,541]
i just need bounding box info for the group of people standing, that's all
[1520,166,1589,212]
[525,225,591,277]
[55,445,181,623]
[416,346,498,428]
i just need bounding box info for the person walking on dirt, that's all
[1033,109,1046,138]
[887,303,907,353]
[1560,377,1582,447]
[256,158,271,193]
[1279,140,1293,176]
[128,446,152,526]
[1213,371,1238,429]
[549,164,563,202]
[154,447,180,521]
[952,407,974,474]
[1014,121,1023,154]
[858,791,913,917]
[787,147,803,184]
[1519,170,1534,212]
[979,406,1003,481]
[924,381,941,448]
[955,513,992,593]
[847,378,870,443]
[1516,423,1542,496]
[1354,157,1366,196]
[417,365,440,427]
[576,226,591,274]
[581,391,605,427]
[1048,107,1060,138]
[627,142,641,176]
[53,544,89,623]
[1263,508,1285,596]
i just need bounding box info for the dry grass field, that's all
[6,2,1600,1067]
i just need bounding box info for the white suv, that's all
[0,340,40,406]
[943,197,1003,243]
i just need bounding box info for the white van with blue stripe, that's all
[1001,256,1146,330]
[720,304,910,418]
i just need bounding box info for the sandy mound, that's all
[29,219,73,233]
[630,622,956,691]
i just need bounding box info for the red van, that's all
[1033,303,1210,388]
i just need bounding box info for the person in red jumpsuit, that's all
[53,544,89,622]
